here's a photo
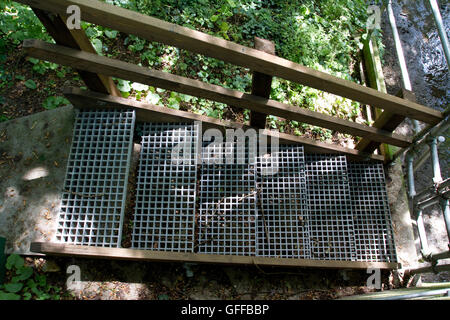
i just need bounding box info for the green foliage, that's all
[2,0,376,139]
[0,254,61,300]
[42,96,70,110]
[24,79,37,90]
[0,0,49,62]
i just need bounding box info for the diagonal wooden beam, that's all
[63,86,385,161]
[24,39,412,148]
[16,0,443,124]
[356,89,415,153]
[31,8,120,96]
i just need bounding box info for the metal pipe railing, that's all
[387,0,421,133]
[429,0,450,70]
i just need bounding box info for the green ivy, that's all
[0,254,62,300]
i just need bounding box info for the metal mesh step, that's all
[197,141,258,256]
[306,154,357,261]
[57,115,397,263]
[56,109,135,247]
[348,162,397,262]
[131,123,199,252]
[256,145,311,259]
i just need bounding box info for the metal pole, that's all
[374,287,450,300]
[416,209,431,255]
[391,111,449,163]
[413,136,446,172]
[387,0,421,133]
[441,198,450,243]
[430,250,450,261]
[406,153,417,198]
[429,0,450,70]
[405,263,450,276]
[429,137,443,184]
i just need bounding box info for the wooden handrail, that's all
[16,0,443,124]
[63,87,385,161]
[24,39,412,148]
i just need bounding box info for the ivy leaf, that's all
[104,30,118,39]
[131,82,149,92]
[6,254,24,270]
[168,97,180,110]
[5,283,23,293]
[0,291,21,300]
[226,0,236,8]
[219,21,230,32]
[23,292,32,300]
[146,92,160,105]
[16,266,33,281]
[91,38,103,55]
[42,96,69,110]
[24,79,37,90]
[117,79,131,93]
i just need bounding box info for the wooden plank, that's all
[63,87,385,161]
[16,0,443,124]
[30,242,400,270]
[31,8,120,96]
[356,89,416,153]
[249,37,275,128]
[24,40,412,148]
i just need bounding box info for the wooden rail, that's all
[31,8,120,96]
[24,39,412,148]
[64,87,385,161]
[30,242,400,270]
[17,0,443,125]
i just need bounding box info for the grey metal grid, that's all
[306,154,357,261]
[131,123,199,252]
[348,162,397,262]
[198,141,258,255]
[56,109,135,247]
[256,145,311,259]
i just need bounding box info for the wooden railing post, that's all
[250,37,275,129]
[356,37,417,160]
[31,8,120,96]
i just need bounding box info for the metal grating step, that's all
[131,123,199,252]
[348,162,397,262]
[198,141,258,256]
[56,109,135,247]
[306,154,357,261]
[256,145,311,259]
[56,116,397,263]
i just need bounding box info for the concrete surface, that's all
[0,105,75,254]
